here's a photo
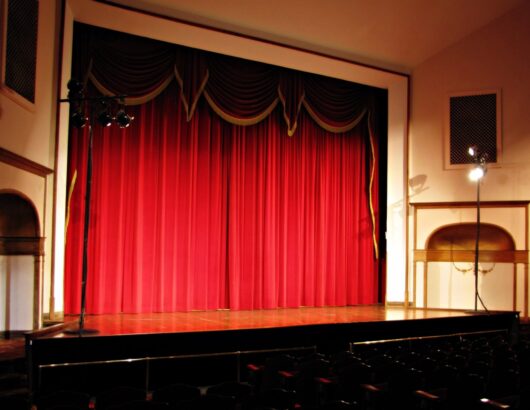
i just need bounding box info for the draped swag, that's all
[64,23,385,314]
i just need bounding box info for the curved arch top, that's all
[0,191,43,255]
[426,222,516,252]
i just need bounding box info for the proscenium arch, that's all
[55,0,408,312]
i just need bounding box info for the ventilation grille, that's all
[4,0,39,103]
[449,93,497,164]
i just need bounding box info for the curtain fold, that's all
[64,23,383,314]
[174,48,209,121]
[87,28,176,104]
[204,53,279,126]
[278,71,305,136]
[302,73,369,133]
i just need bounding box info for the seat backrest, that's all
[95,386,146,409]
[152,383,201,405]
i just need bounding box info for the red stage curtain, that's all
[65,83,379,313]
[64,23,382,314]
[226,109,378,310]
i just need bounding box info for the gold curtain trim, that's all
[64,170,77,243]
[88,71,173,106]
[174,66,209,122]
[203,91,279,126]
[367,111,379,259]
[303,101,367,134]
[278,86,305,137]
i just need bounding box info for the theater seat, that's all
[205,381,254,409]
[151,383,201,408]
[94,386,146,409]
[35,389,92,410]
[106,400,170,410]
[259,388,297,410]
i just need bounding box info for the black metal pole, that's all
[64,113,98,335]
[474,178,481,311]
[79,120,94,332]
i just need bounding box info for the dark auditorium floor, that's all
[0,335,25,360]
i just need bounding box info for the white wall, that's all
[0,256,34,331]
[409,2,530,310]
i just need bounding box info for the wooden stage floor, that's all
[3,305,512,361]
[27,305,520,359]
[52,304,509,338]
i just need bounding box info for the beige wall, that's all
[410,2,530,203]
[409,2,530,311]
[0,0,59,167]
[0,0,60,328]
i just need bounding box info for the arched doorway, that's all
[0,192,43,333]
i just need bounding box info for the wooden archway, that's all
[0,192,44,331]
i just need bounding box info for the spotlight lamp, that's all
[469,166,485,181]
[467,145,478,157]
[96,102,113,127]
[67,80,88,128]
[62,80,133,129]
[71,110,88,128]
[115,109,134,128]
[467,145,488,182]
[97,110,113,127]
[67,79,85,100]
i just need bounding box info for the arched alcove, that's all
[426,222,515,252]
[0,192,43,332]
[414,220,528,315]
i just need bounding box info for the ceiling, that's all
[105,0,526,73]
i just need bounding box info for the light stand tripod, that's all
[467,146,488,312]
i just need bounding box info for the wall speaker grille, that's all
[449,93,497,164]
[4,0,39,103]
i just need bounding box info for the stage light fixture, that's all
[115,109,134,128]
[67,79,85,100]
[71,110,88,128]
[467,145,487,182]
[469,166,485,181]
[468,145,478,157]
[97,107,113,127]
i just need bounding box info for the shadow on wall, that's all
[409,174,429,199]
[387,174,429,221]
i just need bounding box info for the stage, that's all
[25,305,520,396]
